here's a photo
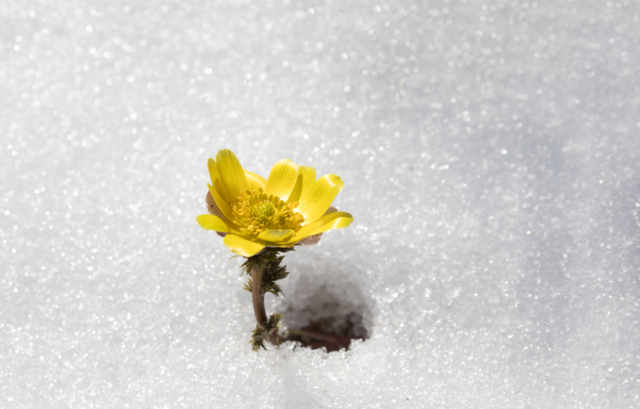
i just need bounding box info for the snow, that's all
[2,0,640,407]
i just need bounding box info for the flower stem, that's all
[251,263,268,326]
[243,248,292,350]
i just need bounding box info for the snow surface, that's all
[2,0,640,407]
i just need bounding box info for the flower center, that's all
[255,201,276,221]
[231,188,305,236]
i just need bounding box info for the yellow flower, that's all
[196,149,354,257]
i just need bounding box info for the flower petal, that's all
[244,170,267,192]
[215,149,248,198]
[196,214,230,232]
[286,165,316,204]
[297,174,344,225]
[223,234,266,257]
[308,213,353,235]
[207,157,234,203]
[207,158,219,185]
[285,211,353,244]
[257,229,294,242]
[265,159,299,200]
[208,182,234,221]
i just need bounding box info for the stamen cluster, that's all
[232,188,305,235]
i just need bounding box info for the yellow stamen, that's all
[230,188,305,235]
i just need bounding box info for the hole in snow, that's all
[275,264,372,352]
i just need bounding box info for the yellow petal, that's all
[208,182,234,221]
[290,214,353,245]
[265,159,299,200]
[297,174,344,225]
[244,170,267,192]
[286,165,316,204]
[195,214,230,232]
[309,213,353,235]
[223,234,265,257]
[215,149,248,198]
[257,229,294,242]
[285,174,303,205]
[285,211,353,243]
[207,157,233,202]
[207,158,219,185]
